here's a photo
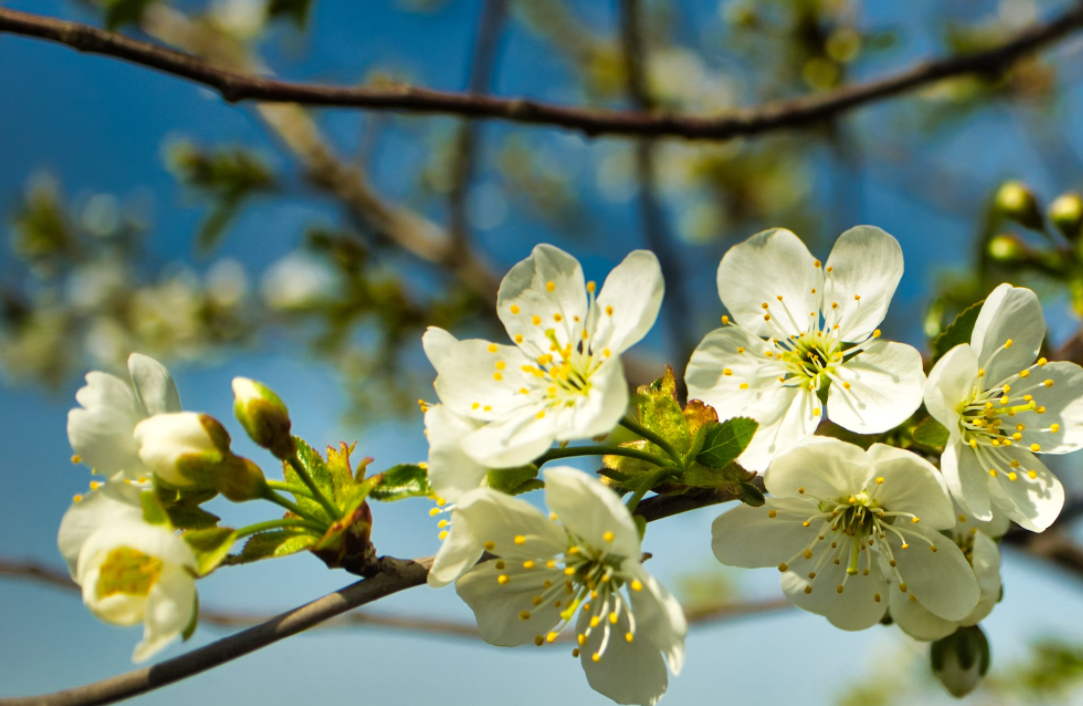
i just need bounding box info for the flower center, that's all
[95,547,163,599]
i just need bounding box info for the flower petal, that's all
[425,406,488,502]
[133,563,196,662]
[1014,361,1083,454]
[457,559,565,646]
[737,386,820,473]
[57,480,143,577]
[827,341,925,434]
[497,244,588,357]
[888,583,957,642]
[941,440,992,521]
[422,327,459,371]
[970,284,1045,386]
[780,547,889,631]
[555,356,630,441]
[453,488,567,559]
[765,436,870,501]
[924,344,979,434]
[886,525,978,622]
[961,529,1001,626]
[128,353,181,416]
[866,444,954,530]
[822,226,903,341]
[623,560,686,676]
[545,466,640,561]
[591,250,664,354]
[461,405,557,468]
[716,228,819,338]
[986,446,1063,532]
[432,338,538,421]
[577,599,670,706]
[428,505,484,588]
[711,498,821,568]
[68,371,145,478]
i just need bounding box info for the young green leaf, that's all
[166,504,221,531]
[228,529,321,565]
[932,300,983,362]
[369,464,432,501]
[140,491,172,529]
[486,466,540,494]
[183,527,237,576]
[635,366,691,455]
[913,416,951,449]
[696,418,758,469]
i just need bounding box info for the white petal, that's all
[79,561,146,626]
[780,545,889,631]
[623,561,686,675]
[591,250,664,354]
[577,599,670,706]
[545,466,640,561]
[425,406,488,502]
[822,226,903,341]
[970,284,1045,386]
[77,521,197,581]
[128,353,181,416]
[453,488,567,559]
[711,498,821,568]
[716,228,819,338]
[866,444,955,530]
[68,371,145,478]
[421,327,459,371]
[765,436,870,501]
[461,405,558,468]
[432,338,537,420]
[941,440,992,521]
[456,560,565,646]
[736,386,821,472]
[497,244,588,356]
[555,356,630,441]
[428,508,484,588]
[58,480,143,577]
[887,525,978,622]
[134,412,220,487]
[924,344,979,433]
[960,530,1001,626]
[133,563,196,662]
[827,341,925,434]
[888,583,957,642]
[1015,361,1083,454]
[985,446,1063,532]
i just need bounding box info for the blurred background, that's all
[5,0,1083,703]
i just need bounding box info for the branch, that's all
[3,4,1083,139]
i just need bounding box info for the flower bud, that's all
[995,181,1043,230]
[986,233,1028,263]
[214,456,267,503]
[232,377,296,460]
[931,626,991,698]
[1049,192,1083,240]
[134,412,232,490]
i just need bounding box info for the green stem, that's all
[235,517,327,540]
[287,455,341,520]
[619,417,683,464]
[261,486,321,522]
[536,445,672,468]
[625,468,679,513]
[266,479,317,500]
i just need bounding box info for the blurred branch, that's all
[448,0,509,254]
[619,0,692,362]
[4,4,1083,139]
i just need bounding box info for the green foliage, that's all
[912,416,950,450]
[932,299,984,362]
[183,527,237,576]
[370,464,432,501]
[166,504,222,531]
[695,418,758,469]
[229,529,322,565]
[487,466,541,495]
[140,491,172,528]
[283,438,337,522]
[103,0,155,29]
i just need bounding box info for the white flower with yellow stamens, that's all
[925,283,1083,531]
[431,466,686,706]
[76,517,199,662]
[58,479,144,578]
[890,505,1007,641]
[424,244,664,468]
[712,438,979,630]
[68,353,182,481]
[686,227,925,472]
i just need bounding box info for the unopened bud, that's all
[232,377,295,460]
[995,181,1043,230]
[931,626,991,698]
[1049,192,1083,240]
[134,413,232,490]
[215,456,267,503]
[986,233,1027,263]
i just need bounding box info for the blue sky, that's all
[4,1,1083,704]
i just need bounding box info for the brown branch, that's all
[3,4,1083,140]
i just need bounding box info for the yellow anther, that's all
[978,369,985,378]
[761,302,769,309]
[827,266,834,272]
[472,402,480,410]
[778,376,786,383]
[609,612,618,625]
[911,517,920,524]
[813,408,821,416]
[836,585,844,594]
[483,405,492,412]
[484,541,496,550]
[901,543,910,550]
[1038,357,1048,366]
[429,507,441,517]
[798,487,805,494]
[536,410,546,419]
[544,281,556,292]
[803,550,813,560]
[603,348,612,358]
[546,560,556,569]
[1010,460,1020,468]
[520,611,531,621]
[631,580,643,591]
[495,361,506,371]
[721,315,729,324]
[1031,443,1042,452]
[899,583,908,593]
[602,531,615,542]
[487,343,499,353]
[589,615,600,628]
[438,530,449,540]
[1020,369,1030,378]
[1037,406,1047,414]
[572,648,580,658]
[804,586,813,594]
[723,368,733,376]
[778,562,788,572]
[493,372,503,381]
[606,306,614,316]
[568,546,580,555]
[989,469,998,477]
[72,494,84,503]
[1044,379,1054,387]
[1000,396,1010,405]
[1013,433,1022,441]
[764,313,771,321]
[71,455,82,465]
[564,567,576,576]
[843,382,851,390]
[532,315,542,326]
[495,561,505,571]
[767,510,778,518]
[510,305,521,314]
[498,575,509,585]
[969,439,978,449]
[1028,470,1038,479]
[831,302,838,309]
[855,295,861,301]
[1008,472,1018,481]
[553,313,563,323]
[514,535,526,546]
[1051,423,1061,433]
[739,382,750,390]
[592,653,601,663]
[523,560,535,569]
[874,593,881,603]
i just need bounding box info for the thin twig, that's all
[2,4,1083,139]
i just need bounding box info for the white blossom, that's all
[712,437,979,630]
[924,283,1083,531]
[76,517,198,662]
[425,244,664,468]
[57,479,143,577]
[431,467,685,706]
[686,227,925,471]
[68,353,181,481]
[133,412,230,489]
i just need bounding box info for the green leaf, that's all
[183,527,237,576]
[283,438,336,521]
[635,366,691,456]
[509,479,545,495]
[487,466,539,494]
[913,416,951,449]
[182,593,199,642]
[140,491,172,528]
[326,442,358,500]
[696,418,758,469]
[679,461,748,490]
[228,529,321,565]
[932,299,984,362]
[166,504,221,531]
[738,482,766,507]
[370,464,432,502]
[104,0,155,29]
